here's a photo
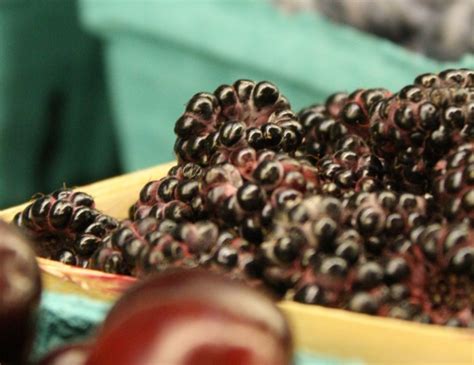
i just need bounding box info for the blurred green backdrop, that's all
[0,0,120,208]
[1,0,473,208]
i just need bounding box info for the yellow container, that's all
[1,163,473,364]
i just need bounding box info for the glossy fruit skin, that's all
[369,69,474,193]
[202,229,266,289]
[14,71,474,329]
[259,191,473,326]
[432,143,474,224]
[90,218,202,276]
[326,88,393,140]
[411,222,474,275]
[130,163,205,222]
[13,189,118,268]
[174,80,301,166]
[38,343,90,365]
[317,136,386,196]
[85,270,292,365]
[204,149,319,243]
[0,221,42,365]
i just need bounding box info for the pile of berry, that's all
[14,70,474,327]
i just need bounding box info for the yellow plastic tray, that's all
[1,163,473,364]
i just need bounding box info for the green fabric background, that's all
[0,0,120,208]
[79,0,474,172]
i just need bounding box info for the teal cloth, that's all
[0,0,120,208]
[33,292,110,360]
[79,0,474,172]
[34,292,362,365]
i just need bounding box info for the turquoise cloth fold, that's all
[34,292,362,365]
[33,292,110,360]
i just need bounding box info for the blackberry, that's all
[13,189,95,236]
[90,237,128,275]
[296,103,348,162]
[414,69,474,89]
[326,88,392,139]
[130,162,204,221]
[259,192,465,325]
[261,195,355,298]
[369,68,474,193]
[408,221,474,325]
[346,190,435,254]
[203,148,319,243]
[91,218,215,276]
[297,88,391,163]
[317,135,385,196]
[13,189,118,267]
[202,229,266,289]
[174,80,302,165]
[411,222,474,276]
[432,143,474,224]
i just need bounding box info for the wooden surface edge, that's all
[279,301,474,364]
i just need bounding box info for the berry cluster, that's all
[13,189,118,267]
[263,193,472,326]
[131,147,320,244]
[174,80,302,166]
[12,69,474,328]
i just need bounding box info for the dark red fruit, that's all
[0,221,42,365]
[38,343,90,365]
[86,270,292,365]
[297,103,348,162]
[202,229,266,288]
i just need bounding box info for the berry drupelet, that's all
[345,190,436,255]
[132,145,320,245]
[411,221,474,277]
[297,88,391,164]
[91,216,266,289]
[174,80,303,165]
